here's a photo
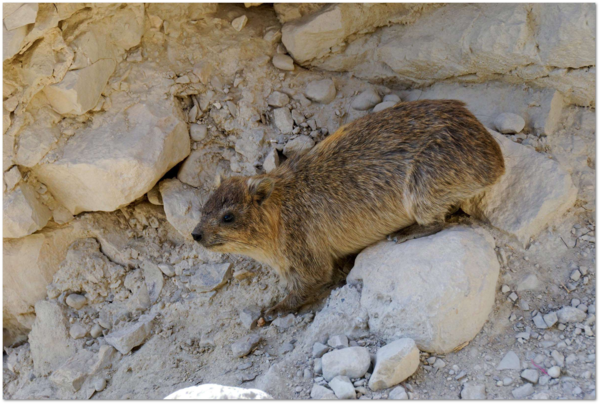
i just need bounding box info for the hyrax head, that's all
[191,175,275,255]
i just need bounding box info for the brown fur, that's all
[192,100,505,319]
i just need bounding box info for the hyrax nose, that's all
[191,231,203,242]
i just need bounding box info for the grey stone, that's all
[90,324,103,338]
[369,338,419,391]
[351,88,381,110]
[272,54,294,71]
[497,351,521,370]
[158,263,175,277]
[69,323,88,339]
[372,101,397,112]
[330,375,356,399]
[314,358,323,374]
[493,112,526,134]
[461,383,487,399]
[188,263,232,293]
[551,350,565,366]
[141,260,164,303]
[305,79,336,104]
[512,383,534,399]
[327,335,349,349]
[313,342,329,358]
[557,307,586,323]
[30,301,77,376]
[267,91,290,107]
[94,378,107,392]
[547,366,561,378]
[283,135,314,157]
[263,149,279,173]
[383,94,401,103]
[516,274,543,292]
[104,314,155,354]
[272,313,296,330]
[543,312,558,328]
[239,306,261,330]
[279,342,294,355]
[389,386,408,399]
[310,384,336,399]
[322,347,371,381]
[65,294,87,310]
[533,313,548,329]
[231,334,261,358]
[273,107,294,133]
[521,369,539,384]
[49,350,96,393]
[190,124,207,142]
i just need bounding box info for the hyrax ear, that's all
[247,177,274,205]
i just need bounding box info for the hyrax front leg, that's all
[264,263,333,321]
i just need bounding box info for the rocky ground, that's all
[3,3,596,400]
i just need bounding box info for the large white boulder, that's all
[348,226,499,354]
[165,384,272,399]
[462,130,577,245]
[33,99,190,214]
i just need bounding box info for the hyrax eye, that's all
[222,213,235,223]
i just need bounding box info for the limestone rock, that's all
[462,130,577,246]
[351,88,381,110]
[65,294,87,310]
[321,346,371,381]
[372,101,397,113]
[189,124,208,142]
[29,300,77,376]
[231,15,248,32]
[159,178,205,239]
[263,149,279,173]
[188,263,232,293]
[348,226,499,353]
[273,107,294,133]
[231,334,261,358]
[4,3,39,31]
[274,3,324,24]
[104,314,155,354]
[49,350,96,393]
[267,91,290,107]
[556,306,586,323]
[272,54,294,71]
[33,99,190,214]
[43,59,117,115]
[310,384,336,400]
[461,384,487,399]
[4,165,22,191]
[494,113,526,134]
[305,79,336,104]
[165,384,272,399]
[329,375,356,399]
[283,135,314,157]
[389,386,409,399]
[69,323,88,339]
[3,182,52,239]
[141,260,164,303]
[3,224,87,346]
[282,4,427,64]
[497,351,521,370]
[368,338,419,391]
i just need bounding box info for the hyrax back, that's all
[193,100,505,319]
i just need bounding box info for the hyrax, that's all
[192,100,505,319]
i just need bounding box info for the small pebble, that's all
[272,54,294,71]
